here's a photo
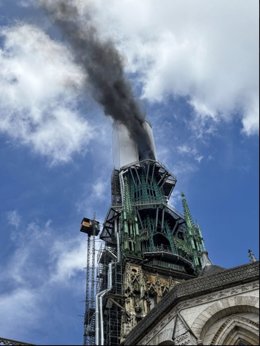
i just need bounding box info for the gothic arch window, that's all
[200,309,259,345]
[191,296,259,341]
[210,316,259,345]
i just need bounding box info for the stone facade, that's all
[124,261,259,345]
[120,262,182,341]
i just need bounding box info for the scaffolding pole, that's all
[80,218,100,346]
[83,235,96,345]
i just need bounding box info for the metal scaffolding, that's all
[80,218,100,346]
[95,240,123,346]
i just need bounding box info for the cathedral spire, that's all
[181,192,206,268]
[181,192,194,229]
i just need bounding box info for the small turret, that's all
[199,251,225,276]
[201,251,212,268]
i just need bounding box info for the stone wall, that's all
[124,261,259,345]
[121,262,181,342]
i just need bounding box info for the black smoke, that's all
[41,0,155,161]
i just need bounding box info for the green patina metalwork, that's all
[118,161,205,272]
[181,192,205,268]
[129,173,166,205]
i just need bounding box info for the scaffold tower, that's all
[80,218,100,346]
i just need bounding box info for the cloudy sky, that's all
[0,0,258,344]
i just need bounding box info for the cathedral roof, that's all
[199,251,225,276]
[199,264,225,276]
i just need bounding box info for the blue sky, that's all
[0,0,258,344]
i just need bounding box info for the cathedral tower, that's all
[83,121,207,345]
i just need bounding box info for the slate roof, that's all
[199,264,225,276]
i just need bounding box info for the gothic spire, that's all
[181,192,194,229]
[181,192,207,268]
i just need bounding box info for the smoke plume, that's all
[41,0,155,161]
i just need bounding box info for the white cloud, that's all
[177,144,204,163]
[0,288,40,338]
[50,238,86,283]
[0,218,87,339]
[17,1,258,157]
[74,118,113,219]
[4,219,86,286]
[173,160,199,179]
[195,155,204,163]
[241,94,259,136]
[75,175,110,223]
[89,0,259,135]
[92,180,107,200]
[169,188,183,211]
[0,23,94,164]
[177,145,196,155]
[6,210,21,228]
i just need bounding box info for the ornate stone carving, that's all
[210,316,259,345]
[121,262,180,341]
[124,262,259,345]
